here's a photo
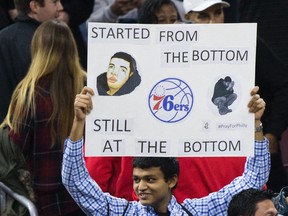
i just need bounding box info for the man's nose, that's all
[138,180,147,191]
[209,16,216,23]
[57,1,64,11]
[111,67,121,75]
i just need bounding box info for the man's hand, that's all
[248,86,265,141]
[111,0,139,16]
[248,86,265,120]
[226,81,234,91]
[74,87,94,122]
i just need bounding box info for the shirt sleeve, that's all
[62,137,129,215]
[183,138,270,216]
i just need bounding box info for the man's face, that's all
[133,167,176,213]
[106,57,132,91]
[32,0,63,22]
[223,81,230,87]
[254,200,277,216]
[155,4,178,24]
[185,4,224,24]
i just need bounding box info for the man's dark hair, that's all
[228,188,274,216]
[14,0,45,15]
[111,52,137,74]
[138,0,181,24]
[224,76,232,82]
[133,157,179,188]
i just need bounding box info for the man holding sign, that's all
[62,86,269,215]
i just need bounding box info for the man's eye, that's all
[215,9,223,16]
[171,18,177,23]
[147,178,155,183]
[198,14,209,20]
[133,178,140,183]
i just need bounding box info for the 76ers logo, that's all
[148,78,194,123]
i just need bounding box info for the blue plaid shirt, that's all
[62,138,270,216]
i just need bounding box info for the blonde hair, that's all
[2,19,86,148]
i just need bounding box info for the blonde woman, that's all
[1,19,86,215]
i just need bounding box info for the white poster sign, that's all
[85,23,257,157]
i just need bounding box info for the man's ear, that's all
[129,72,134,77]
[29,0,39,13]
[168,175,178,189]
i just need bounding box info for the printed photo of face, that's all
[96,52,141,96]
[106,57,133,95]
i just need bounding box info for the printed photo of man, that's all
[97,52,141,96]
[211,76,237,115]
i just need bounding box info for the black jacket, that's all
[97,72,141,96]
[256,37,288,139]
[0,14,40,122]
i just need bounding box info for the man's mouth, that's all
[138,193,150,200]
[108,76,117,83]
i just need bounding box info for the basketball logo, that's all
[148,78,194,123]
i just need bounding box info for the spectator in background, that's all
[138,0,182,24]
[183,0,230,23]
[183,0,288,194]
[87,0,185,23]
[0,0,18,29]
[0,0,63,123]
[88,0,144,23]
[58,0,94,69]
[273,186,288,215]
[80,0,184,47]
[238,0,288,192]
[1,19,86,215]
[228,188,278,216]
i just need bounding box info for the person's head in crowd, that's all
[14,0,63,22]
[272,186,288,215]
[228,188,278,216]
[3,19,86,146]
[97,52,141,96]
[138,0,181,24]
[132,157,179,212]
[183,0,229,24]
